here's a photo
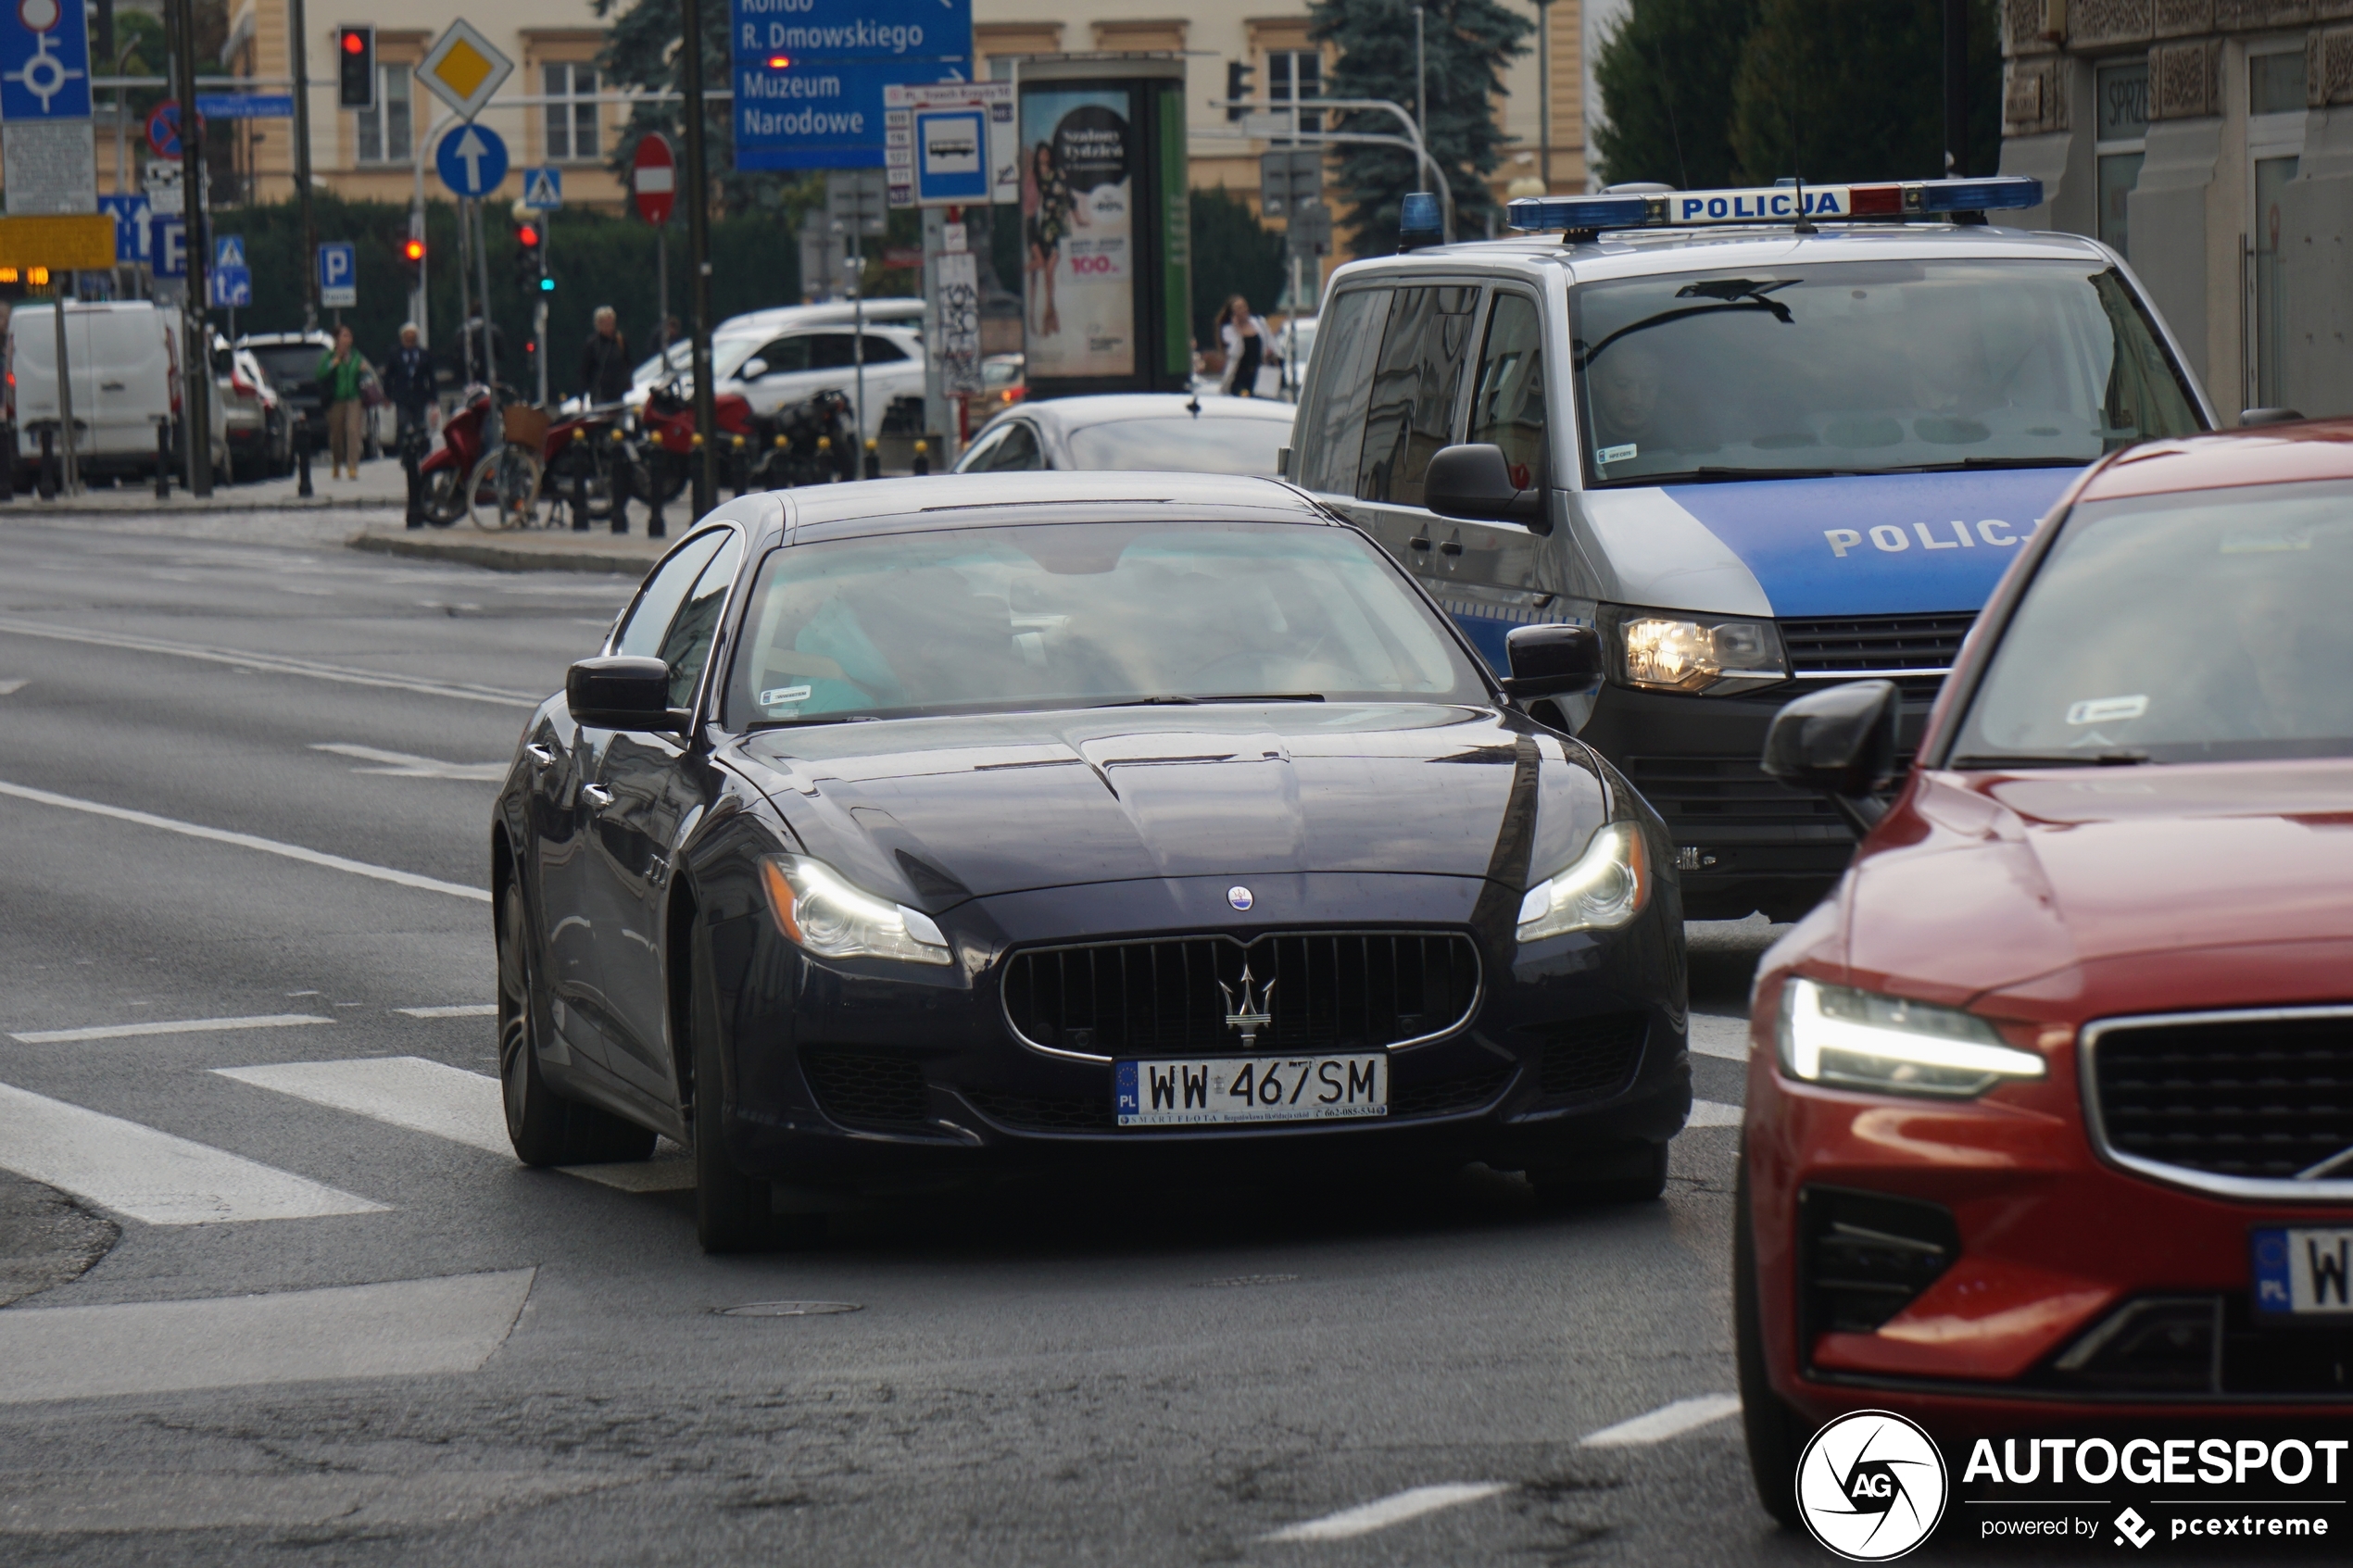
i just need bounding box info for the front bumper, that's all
[710,871,1692,1187]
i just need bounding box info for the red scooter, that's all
[417,385,497,526]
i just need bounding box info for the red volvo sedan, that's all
[1734,420,2353,1519]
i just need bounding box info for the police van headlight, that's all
[1600,606,1788,694]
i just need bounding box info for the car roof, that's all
[2077,417,2353,502]
[1328,220,2113,290]
[237,332,331,348]
[996,393,1298,432]
[754,470,1332,544]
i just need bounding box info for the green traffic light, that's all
[539,277,555,292]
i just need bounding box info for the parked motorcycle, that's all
[417,385,497,526]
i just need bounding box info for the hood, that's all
[1581,468,2080,618]
[1838,761,2353,1002]
[724,704,1609,909]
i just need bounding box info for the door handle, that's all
[524,743,554,767]
[1407,536,1432,551]
[1439,540,1463,557]
[100,381,127,392]
[581,784,614,809]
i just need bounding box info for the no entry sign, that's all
[632,132,674,226]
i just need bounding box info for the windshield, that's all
[1951,479,2353,766]
[723,521,1487,727]
[245,345,320,390]
[1063,417,1291,477]
[1571,260,2202,486]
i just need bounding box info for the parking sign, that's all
[318,241,357,307]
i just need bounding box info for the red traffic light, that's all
[516,223,540,248]
[401,237,426,263]
[765,53,791,68]
[340,28,367,53]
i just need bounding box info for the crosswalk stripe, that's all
[0,1080,387,1225]
[395,1004,497,1019]
[9,1013,333,1045]
[1688,1013,1750,1060]
[1688,1098,1742,1127]
[1579,1393,1744,1448]
[215,1057,511,1158]
[1264,1483,1512,1542]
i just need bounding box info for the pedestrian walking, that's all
[383,323,436,439]
[580,307,631,406]
[1215,296,1275,398]
[315,325,371,480]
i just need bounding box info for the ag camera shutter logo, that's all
[1795,1410,1949,1561]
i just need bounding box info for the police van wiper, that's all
[1592,465,1847,487]
[1881,457,2090,473]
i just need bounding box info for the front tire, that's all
[497,885,656,1166]
[686,917,780,1253]
[1734,1154,1806,1529]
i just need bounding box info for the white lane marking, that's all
[1688,1098,1743,1128]
[310,743,510,782]
[1265,1483,1513,1542]
[0,679,26,696]
[1689,1012,1750,1060]
[1579,1393,1744,1448]
[0,1269,534,1404]
[9,1013,332,1045]
[396,1003,497,1019]
[0,780,491,902]
[0,1080,387,1225]
[0,618,538,708]
[216,1057,510,1158]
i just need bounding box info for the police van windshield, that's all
[1571,260,2201,487]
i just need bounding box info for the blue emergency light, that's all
[1507,175,2044,235]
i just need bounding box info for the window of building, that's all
[543,63,600,163]
[354,65,412,165]
[2249,46,2307,118]
[2247,44,2307,409]
[2093,59,2146,257]
[1267,49,1322,136]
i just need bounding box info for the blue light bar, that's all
[1506,176,2044,236]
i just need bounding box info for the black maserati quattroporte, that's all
[492,472,1691,1249]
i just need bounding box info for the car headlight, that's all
[1600,606,1787,694]
[1516,822,1649,942]
[1777,976,2045,1098]
[759,854,951,966]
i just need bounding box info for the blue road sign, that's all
[727,0,971,171]
[0,0,94,121]
[729,0,970,62]
[99,194,152,262]
[913,107,987,203]
[520,166,561,208]
[214,234,245,270]
[152,217,188,279]
[318,242,357,307]
[209,267,252,308]
[435,123,509,198]
[195,93,294,119]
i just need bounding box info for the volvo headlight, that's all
[1516,822,1649,942]
[1777,976,2045,1098]
[759,854,951,966]
[1601,607,1787,694]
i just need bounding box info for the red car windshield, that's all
[1952,477,2353,765]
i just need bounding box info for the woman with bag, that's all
[1214,295,1277,398]
[314,325,372,480]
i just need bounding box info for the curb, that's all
[6,497,407,517]
[346,530,662,575]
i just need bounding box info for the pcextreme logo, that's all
[1795,1410,1950,1562]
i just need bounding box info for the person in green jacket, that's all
[315,325,371,481]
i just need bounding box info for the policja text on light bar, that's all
[1506,176,2045,236]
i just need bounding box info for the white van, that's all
[6,300,228,483]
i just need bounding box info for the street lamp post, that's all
[677,0,717,521]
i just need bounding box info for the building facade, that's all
[2000,0,2353,420]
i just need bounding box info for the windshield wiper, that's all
[1597,465,1846,487]
[1948,749,2149,769]
[1090,693,1326,708]
[1881,457,2090,473]
[744,714,879,731]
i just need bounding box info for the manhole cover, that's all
[1196,1274,1300,1289]
[715,1300,862,1317]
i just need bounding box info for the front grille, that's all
[1781,612,1976,676]
[799,1048,931,1132]
[1524,1012,1649,1101]
[1625,754,1844,827]
[963,1088,1113,1133]
[2086,1009,2353,1191]
[1390,1064,1516,1118]
[1001,932,1481,1060]
[2045,1296,2353,1397]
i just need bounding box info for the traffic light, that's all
[511,221,542,288]
[399,235,425,284]
[1226,60,1255,120]
[336,27,375,110]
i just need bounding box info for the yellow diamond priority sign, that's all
[418,20,514,121]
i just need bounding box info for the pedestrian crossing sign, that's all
[214,233,245,270]
[521,167,561,210]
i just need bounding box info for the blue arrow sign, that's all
[209,266,251,308]
[151,216,188,279]
[435,123,509,198]
[0,0,94,121]
[520,166,561,209]
[99,194,151,262]
[318,241,357,307]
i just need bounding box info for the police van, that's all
[1282,175,2214,920]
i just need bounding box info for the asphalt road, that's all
[0,511,1801,1565]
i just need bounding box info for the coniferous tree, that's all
[1590,0,1759,191]
[1308,0,1533,256]
[1728,0,2001,186]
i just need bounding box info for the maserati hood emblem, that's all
[1218,964,1276,1047]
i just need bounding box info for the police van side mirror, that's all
[1501,623,1603,699]
[1761,680,1900,835]
[1424,444,1547,531]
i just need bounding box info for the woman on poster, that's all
[1023,139,1084,339]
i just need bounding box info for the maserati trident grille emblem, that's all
[1218,964,1276,1047]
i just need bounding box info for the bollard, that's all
[402,433,425,529]
[815,434,832,483]
[36,423,57,500]
[296,425,313,498]
[864,438,880,480]
[0,423,15,503]
[572,463,590,533]
[646,461,666,539]
[155,421,173,498]
[609,427,630,535]
[912,438,929,477]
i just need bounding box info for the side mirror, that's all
[567,656,691,732]
[739,358,769,382]
[2238,407,2305,427]
[1761,680,1900,834]
[1501,622,1604,700]
[1423,443,1546,529]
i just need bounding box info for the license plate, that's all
[2252,1228,2353,1317]
[1114,1054,1387,1127]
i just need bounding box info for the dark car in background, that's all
[236,331,390,460]
[492,471,1692,1252]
